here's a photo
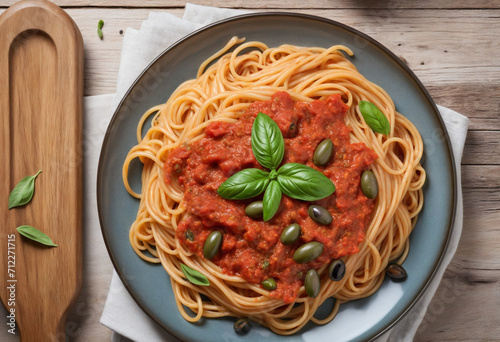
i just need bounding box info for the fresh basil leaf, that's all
[218,168,270,200]
[359,101,391,135]
[251,112,285,170]
[8,170,42,209]
[16,225,57,247]
[263,181,282,221]
[180,263,210,286]
[277,163,335,201]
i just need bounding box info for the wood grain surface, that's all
[0,1,498,341]
[0,0,84,341]
[1,0,500,8]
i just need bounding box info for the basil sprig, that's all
[218,113,335,221]
[8,170,42,209]
[359,101,391,136]
[180,263,210,286]
[17,225,57,247]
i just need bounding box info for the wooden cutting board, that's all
[0,0,84,341]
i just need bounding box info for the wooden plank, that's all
[69,9,152,95]
[462,130,500,165]
[427,84,500,131]
[0,0,84,340]
[415,265,500,340]
[462,165,500,188]
[1,0,500,9]
[460,189,500,267]
[462,188,500,215]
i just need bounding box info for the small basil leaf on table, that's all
[359,101,391,136]
[277,163,335,201]
[251,112,285,170]
[263,181,282,221]
[218,168,270,200]
[8,170,42,209]
[16,225,57,247]
[97,20,104,40]
[180,263,210,286]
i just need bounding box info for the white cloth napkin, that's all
[93,4,469,341]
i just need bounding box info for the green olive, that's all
[245,201,263,220]
[261,277,277,291]
[280,223,301,245]
[313,139,334,166]
[386,263,407,281]
[203,231,222,259]
[304,269,320,297]
[361,170,378,199]
[308,205,332,225]
[233,318,251,335]
[328,259,346,281]
[293,241,324,263]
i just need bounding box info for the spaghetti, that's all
[123,37,425,335]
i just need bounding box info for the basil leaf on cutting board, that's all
[8,170,42,209]
[16,225,57,247]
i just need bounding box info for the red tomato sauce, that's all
[164,92,377,303]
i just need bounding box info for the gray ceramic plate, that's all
[97,13,456,342]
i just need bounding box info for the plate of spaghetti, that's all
[98,13,456,342]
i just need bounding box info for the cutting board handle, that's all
[0,1,84,341]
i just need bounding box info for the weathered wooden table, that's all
[1,1,499,341]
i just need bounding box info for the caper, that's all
[386,263,407,281]
[203,231,222,259]
[313,139,334,166]
[308,205,332,225]
[361,170,378,199]
[293,241,324,263]
[245,201,263,220]
[261,277,277,291]
[185,230,194,241]
[233,318,251,335]
[280,223,301,245]
[328,259,346,281]
[304,269,320,298]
